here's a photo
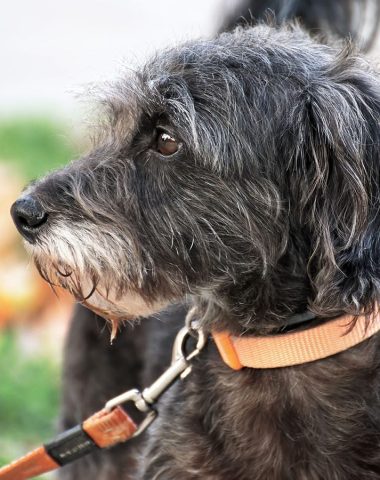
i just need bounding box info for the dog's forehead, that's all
[133,27,328,119]
[141,27,321,83]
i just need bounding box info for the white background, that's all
[0,0,233,116]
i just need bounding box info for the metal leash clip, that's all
[105,321,207,437]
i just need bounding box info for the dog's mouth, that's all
[30,247,168,341]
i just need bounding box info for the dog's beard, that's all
[26,224,168,341]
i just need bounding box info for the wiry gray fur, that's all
[16,23,380,479]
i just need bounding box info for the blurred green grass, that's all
[0,116,75,471]
[0,332,59,470]
[0,116,77,180]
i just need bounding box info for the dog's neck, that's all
[196,225,380,337]
[196,261,314,335]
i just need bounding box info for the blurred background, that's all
[0,0,226,471]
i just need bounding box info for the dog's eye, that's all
[155,130,179,156]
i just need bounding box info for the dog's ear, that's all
[289,49,380,316]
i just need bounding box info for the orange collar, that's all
[212,311,380,370]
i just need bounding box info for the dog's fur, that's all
[13,4,380,479]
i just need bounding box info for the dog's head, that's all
[11,25,380,334]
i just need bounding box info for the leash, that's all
[1,309,380,479]
[0,321,206,480]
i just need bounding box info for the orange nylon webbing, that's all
[83,406,137,448]
[0,447,58,480]
[213,312,380,370]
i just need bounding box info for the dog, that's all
[10,1,380,478]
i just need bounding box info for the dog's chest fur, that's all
[138,335,380,480]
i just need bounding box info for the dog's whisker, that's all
[82,283,97,301]
[56,268,73,278]
[34,260,59,288]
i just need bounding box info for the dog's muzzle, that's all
[11,195,49,243]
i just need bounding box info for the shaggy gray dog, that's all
[11,22,380,480]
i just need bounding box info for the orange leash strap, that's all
[0,407,136,480]
[213,312,380,370]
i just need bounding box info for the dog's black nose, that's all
[11,195,48,242]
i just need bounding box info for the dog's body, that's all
[61,312,380,479]
[10,2,380,478]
